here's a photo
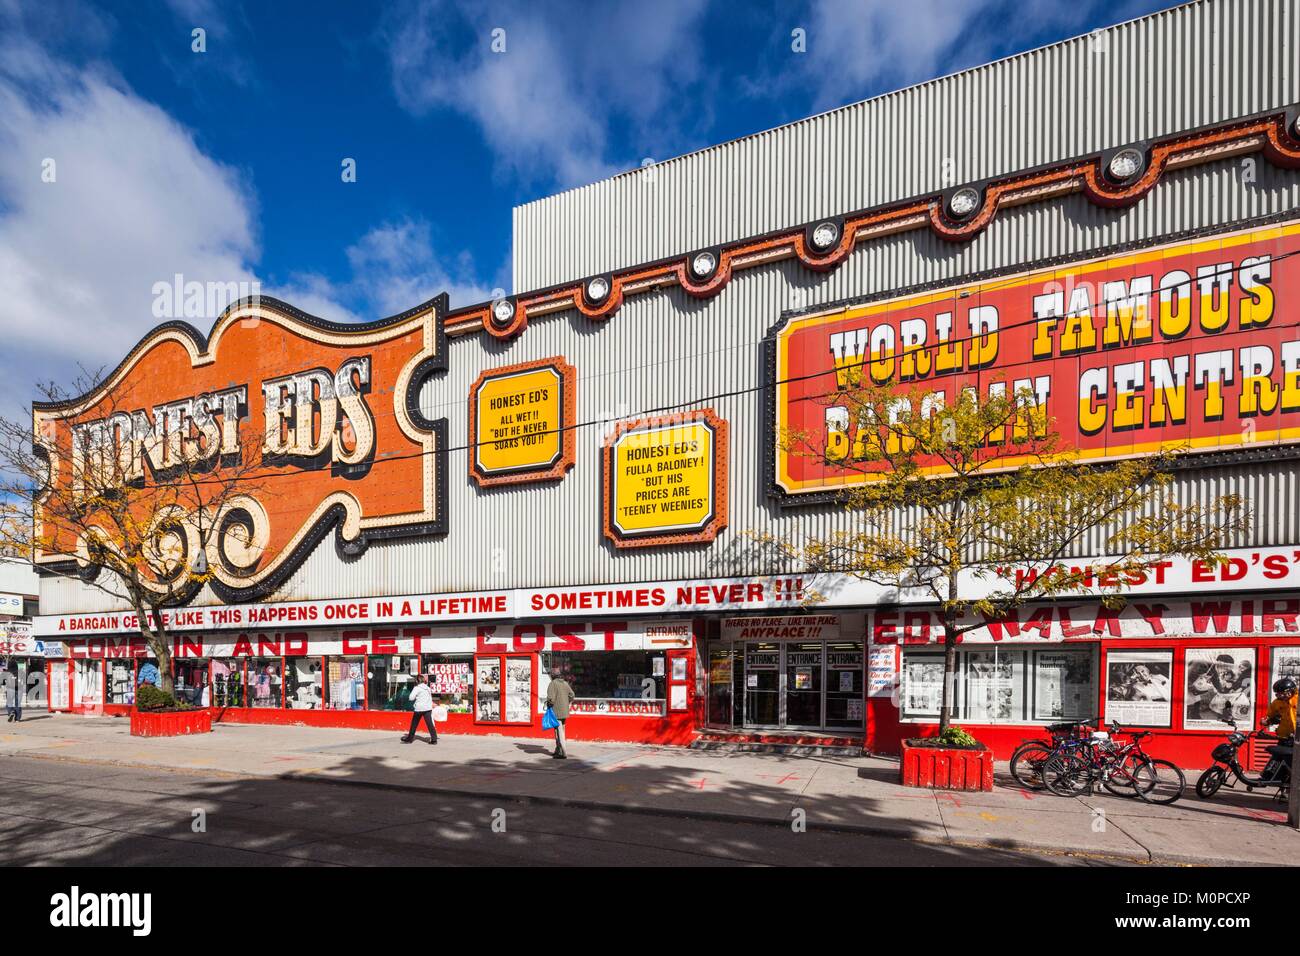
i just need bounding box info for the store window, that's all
[1104,649,1172,727]
[212,659,245,707]
[137,659,162,691]
[106,660,134,705]
[286,657,323,710]
[249,658,283,708]
[542,650,665,717]
[475,655,532,723]
[326,656,366,710]
[1271,647,1300,692]
[901,646,1096,724]
[74,659,102,706]
[744,642,780,725]
[370,655,420,710]
[707,645,733,726]
[174,660,209,706]
[1183,648,1254,730]
[423,654,473,714]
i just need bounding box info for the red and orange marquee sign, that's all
[768,221,1300,498]
[32,296,449,601]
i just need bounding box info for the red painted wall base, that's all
[130,708,213,737]
[899,740,994,791]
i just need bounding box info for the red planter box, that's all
[130,708,212,737]
[899,740,994,791]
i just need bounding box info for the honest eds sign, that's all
[32,297,448,598]
[603,408,729,549]
[468,356,576,486]
[768,221,1300,497]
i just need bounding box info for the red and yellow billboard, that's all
[32,297,448,600]
[768,221,1300,497]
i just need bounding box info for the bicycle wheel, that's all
[1133,758,1185,804]
[1042,753,1091,797]
[1101,753,1147,798]
[1196,765,1226,799]
[1009,740,1053,791]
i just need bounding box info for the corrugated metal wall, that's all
[514,0,1300,291]
[37,0,1300,615]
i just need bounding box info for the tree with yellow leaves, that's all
[780,375,1248,734]
[0,373,271,698]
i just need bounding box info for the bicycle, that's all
[1008,719,1094,791]
[1040,721,1185,804]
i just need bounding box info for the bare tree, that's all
[0,370,272,697]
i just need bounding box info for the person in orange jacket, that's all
[1262,677,1298,741]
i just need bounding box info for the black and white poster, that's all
[1105,650,1172,727]
[1184,648,1255,730]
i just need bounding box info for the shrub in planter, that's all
[136,684,188,712]
[131,683,211,737]
[900,725,994,791]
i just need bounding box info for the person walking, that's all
[4,662,20,723]
[546,674,575,759]
[401,674,438,745]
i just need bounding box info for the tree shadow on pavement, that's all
[0,750,1123,867]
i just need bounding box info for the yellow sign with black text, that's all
[603,410,729,548]
[469,357,576,486]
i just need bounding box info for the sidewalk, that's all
[2,712,1296,865]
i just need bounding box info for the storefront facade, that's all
[28,1,1300,763]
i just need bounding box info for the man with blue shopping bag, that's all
[544,674,575,759]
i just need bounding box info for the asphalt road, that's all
[0,754,1127,866]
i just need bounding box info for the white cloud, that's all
[0,24,496,424]
[381,0,711,189]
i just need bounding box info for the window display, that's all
[1105,649,1172,727]
[174,660,209,706]
[1033,650,1093,720]
[136,660,161,690]
[475,657,501,721]
[248,658,283,708]
[107,660,134,705]
[1271,647,1300,696]
[370,655,420,710]
[1184,648,1254,730]
[964,649,1024,722]
[286,657,323,710]
[544,651,666,717]
[901,645,1096,724]
[423,654,473,714]
[504,657,533,723]
[326,657,365,710]
[212,659,244,707]
[74,659,102,706]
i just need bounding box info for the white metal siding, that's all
[513,0,1300,292]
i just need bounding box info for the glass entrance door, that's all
[707,644,733,727]
[743,642,780,727]
[785,642,823,728]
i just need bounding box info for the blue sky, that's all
[0,0,1178,420]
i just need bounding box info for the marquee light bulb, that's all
[492,298,515,324]
[948,187,980,218]
[811,221,839,250]
[1107,148,1145,182]
[691,251,716,278]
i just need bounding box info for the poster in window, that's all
[1271,648,1300,691]
[965,651,1014,721]
[1184,647,1255,730]
[670,684,687,711]
[904,657,944,717]
[671,657,687,681]
[868,645,897,698]
[1104,650,1172,727]
[794,668,813,690]
[504,657,533,723]
[1034,652,1093,720]
[476,658,501,722]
